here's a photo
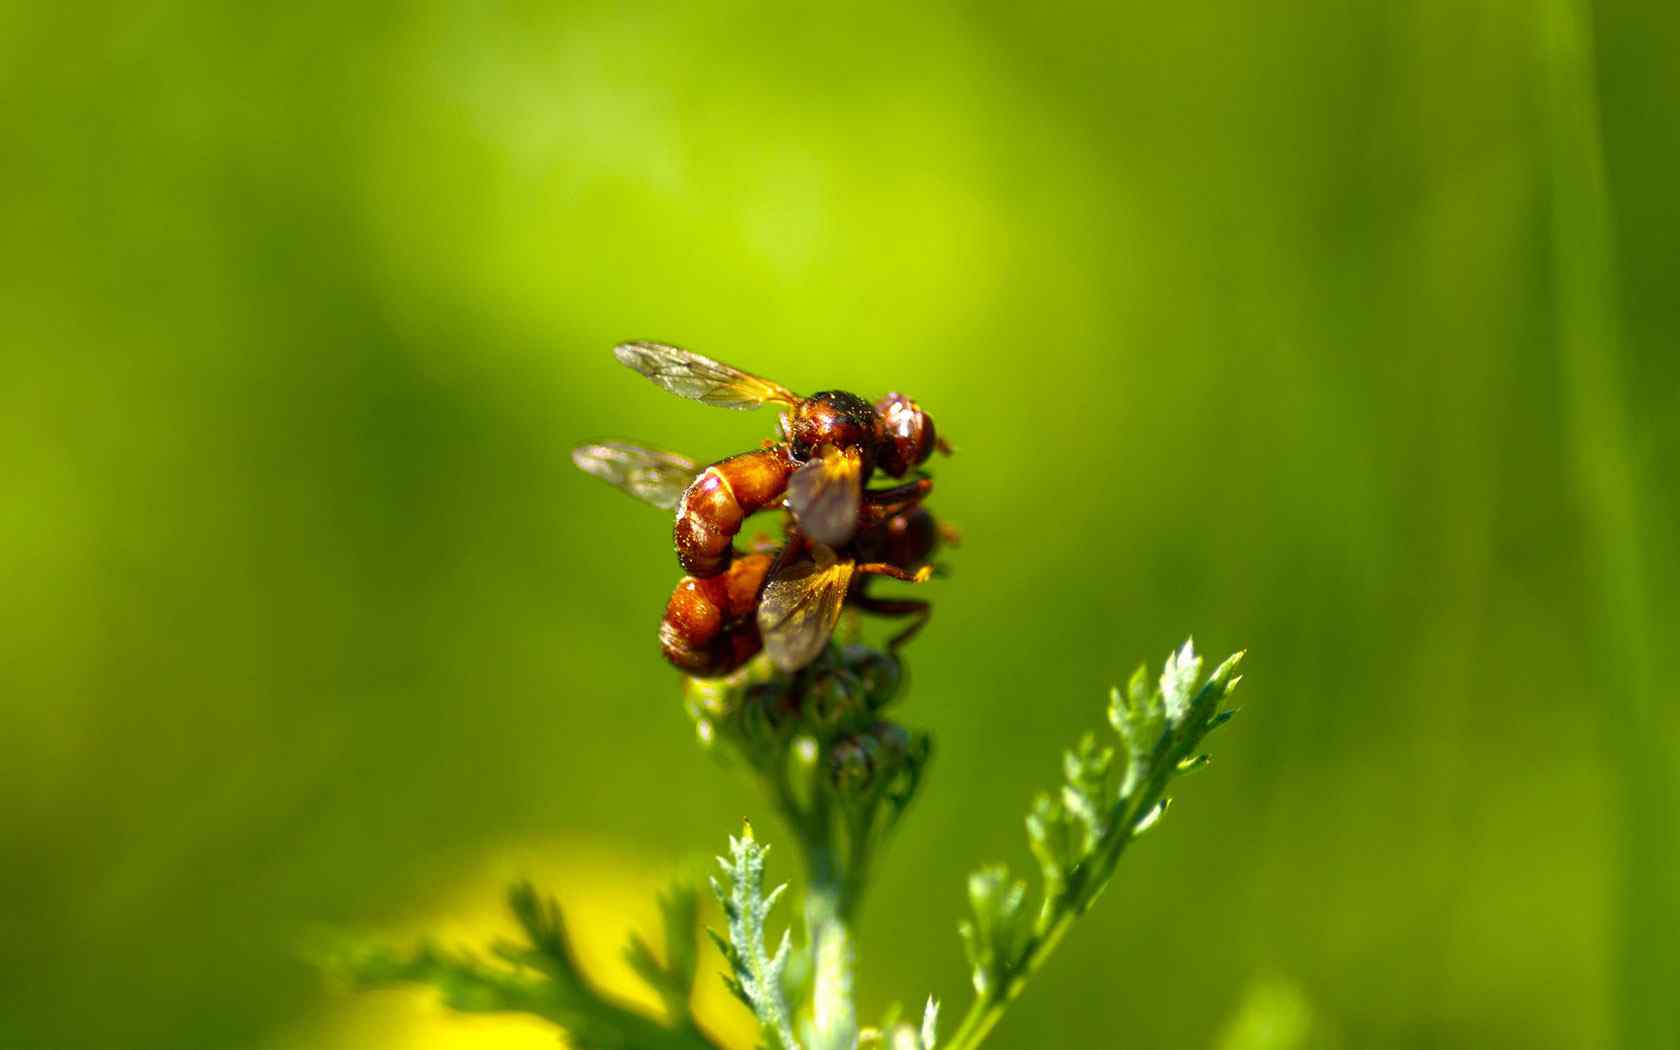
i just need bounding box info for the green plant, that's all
[331,635,1246,1049]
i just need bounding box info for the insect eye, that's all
[916,412,937,462]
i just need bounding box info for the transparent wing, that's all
[757,548,856,671]
[786,446,863,547]
[612,342,800,410]
[571,441,700,510]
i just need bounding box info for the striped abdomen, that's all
[673,447,793,577]
[659,552,774,676]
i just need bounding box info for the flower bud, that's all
[740,681,799,741]
[868,721,911,764]
[841,645,904,710]
[829,736,875,793]
[800,668,868,730]
[684,674,740,720]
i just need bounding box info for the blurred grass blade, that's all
[1537,1,1676,1046]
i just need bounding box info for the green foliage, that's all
[693,647,934,1050]
[336,638,1245,1050]
[709,823,800,1050]
[330,881,715,1050]
[629,883,704,1028]
[946,640,1244,1050]
[686,644,933,923]
[859,997,941,1050]
[13,4,1672,1044]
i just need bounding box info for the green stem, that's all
[945,719,1192,1050]
[798,829,859,1050]
[943,908,1077,1050]
[807,905,858,1050]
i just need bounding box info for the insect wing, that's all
[612,342,800,410]
[786,446,863,547]
[571,441,699,510]
[758,549,856,671]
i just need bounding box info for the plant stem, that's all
[946,717,1191,1050]
[807,905,858,1050]
[943,908,1077,1050]
[802,830,859,1050]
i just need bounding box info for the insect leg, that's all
[850,594,933,650]
[859,477,933,526]
[855,562,934,583]
[862,476,932,505]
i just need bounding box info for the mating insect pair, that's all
[575,342,953,677]
[611,341,949,576]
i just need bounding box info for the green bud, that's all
[830,735,877,793]
[787,734,822,810]
[869,721,911,765]
[802,668,868,731]
[685,675,740,720]
[842,645,905,710]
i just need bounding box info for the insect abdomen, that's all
[659,553,774,676]
[673,448,792,577]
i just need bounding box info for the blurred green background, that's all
[4,1,1676,1047]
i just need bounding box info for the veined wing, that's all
[571,441,699,510]
[613,341,800,410]
[757,546,856,672]
[785,445,863,548]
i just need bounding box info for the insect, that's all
[573,441,948,676]
[754,499,945,673]
[658,550,777,677]
[611,342,949,577]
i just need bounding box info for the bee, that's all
[573,441,948,676]
[610,342,949,577]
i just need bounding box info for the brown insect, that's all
[611,342,949,578]
[754,499,945,673]
[573,442,949,676]
[657,549,777,677]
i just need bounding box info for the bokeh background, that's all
[4,1,1676,1047]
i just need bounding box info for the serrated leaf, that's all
[705,927,734,962]
[1126,662,1151,706]
[719,971,752,1007]
[1132,796,1171,836]
[622,881,701,1025]
[1026,793,1075,902]
[335,882,720,1049]
[1160,638,1202,724]
[623,934,664,990]
[962,865,1027,997]
[711,824,802,1050]
[1209,649,1246,691]
[1061,735,1114,851]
